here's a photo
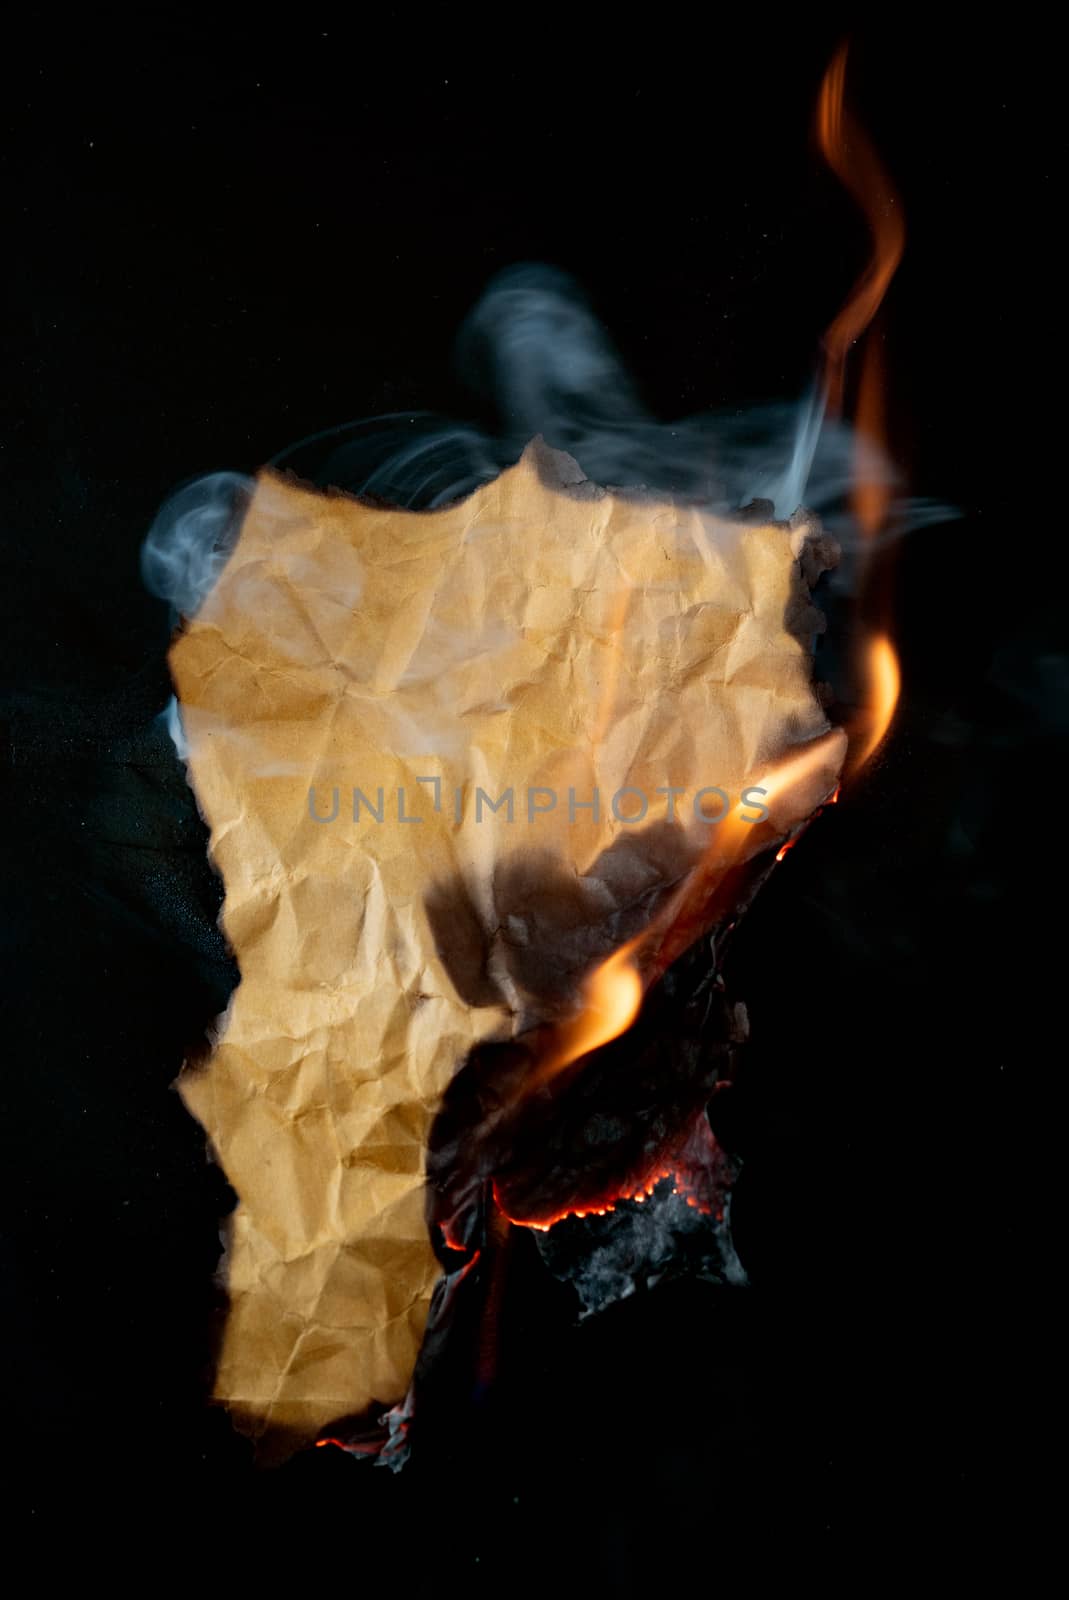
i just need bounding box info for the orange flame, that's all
[529,941,643,1090]
[818,47,903,782]
[506,49,906,1224]
[654,728,848,937]
[817,43,905,416]
[525,730,845,1099]
[851,631,900,772]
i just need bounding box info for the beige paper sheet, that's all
[170,439,842,1453]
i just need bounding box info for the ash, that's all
[533,1173,747,1318]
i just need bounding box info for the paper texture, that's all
[170,439,842,1453]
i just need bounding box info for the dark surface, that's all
[1,17,1055,1579]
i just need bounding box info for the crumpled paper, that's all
[170,438,843,1455]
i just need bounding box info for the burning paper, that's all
[168,437,843,1456]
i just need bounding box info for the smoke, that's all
[534,1174,747,1318]
[143,264,949,622]
[272,263,879,518]
[141,470,252,618]
[158,695,189,761]
[271,262,946,540]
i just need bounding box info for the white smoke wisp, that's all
[141,470,253,617]
[271,264,946,540]
[142,264,950,627]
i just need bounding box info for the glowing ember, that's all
[492,1168,709,1234]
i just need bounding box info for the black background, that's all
[2,15,1056,1581]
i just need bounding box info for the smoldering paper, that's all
[168,438,843,1456]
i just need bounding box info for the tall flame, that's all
[820,44,903,781]
[511,45,906,1176]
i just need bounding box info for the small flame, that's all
[523,730,843,1108]
[531,942,643,1089]
[851,631,900,772]
[677,729,846,892]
